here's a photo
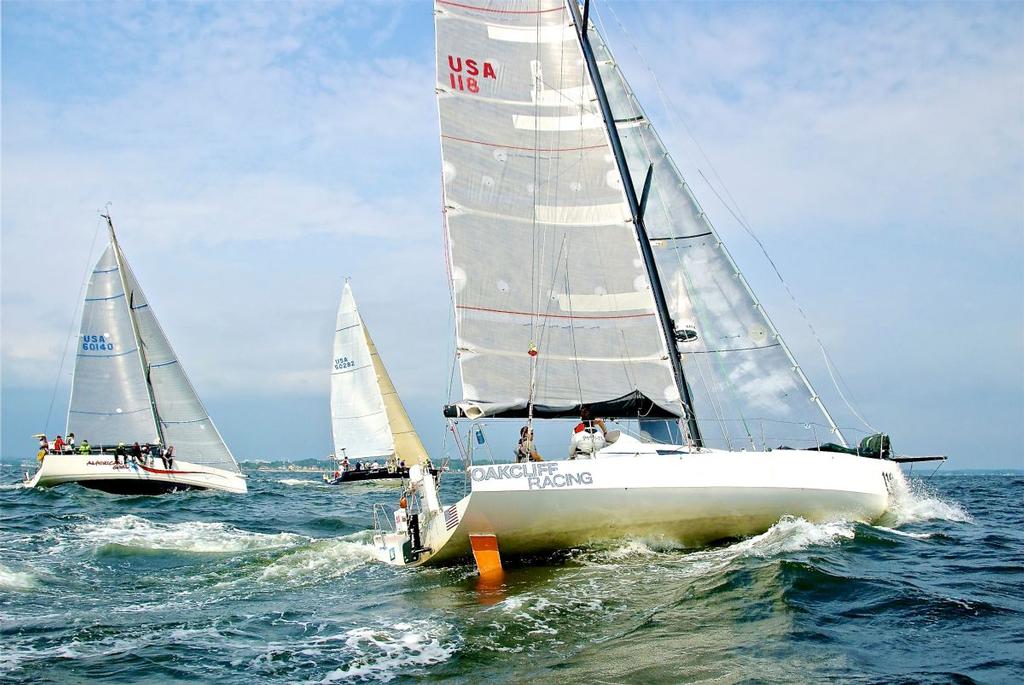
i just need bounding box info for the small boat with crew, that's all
[371,0,944,571]
[323,281,436,485]
[24,214,246,495]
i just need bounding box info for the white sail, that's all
[67,245,160,445]
[364,326,429,466]
[331,283,394,460]
[587,23,845,449]
[118,254,240,473]
[435,0,683,420]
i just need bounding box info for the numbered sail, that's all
[435,0,682,420]
[588,23,843,448]
[331,283,394,460]
[119,254,240,473]
[67,245,160,445]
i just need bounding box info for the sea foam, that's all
[73,514,306,553]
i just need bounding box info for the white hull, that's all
[374,441,901,566]
[23,453,247,494]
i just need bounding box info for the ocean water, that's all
[1,465,1021,684]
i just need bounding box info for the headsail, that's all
[331,283,395,461]
[586,19,846,449]
[67,245,160,445]
[119,255,240,473]
[365,326,429,465]
[435,0,684,420]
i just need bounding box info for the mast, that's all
[568,0,703,447]
[103,213,165,447]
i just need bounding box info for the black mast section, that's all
[568,0,703,447]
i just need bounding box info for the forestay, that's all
[68,246,160,445]
[435,0,683,419]
[331,283,395,460]
[588,21,845,449]
[119,254,240,472]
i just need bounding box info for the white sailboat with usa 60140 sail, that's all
[24,214,246,495]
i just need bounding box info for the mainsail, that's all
[67,221,240,472]
[434,0,844,449]
[331,283,427,464]
[68,245,160,445]
[435,0,683,420]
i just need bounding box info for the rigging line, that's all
[50,216,104,435]
[697,168,877,433]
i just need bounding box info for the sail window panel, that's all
[437,95,607,158]
[486,22,575,44]
[69,246,159,444]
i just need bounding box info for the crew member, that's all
[574,406,607,436]
[79,439,91,454]
[115,442,127,466]
[516,425,543,462]
[66,433,76,453]
[53,435,64,454]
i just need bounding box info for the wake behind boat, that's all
[324,282,436,485]
[24,214,246,495]
[372,0,943,571]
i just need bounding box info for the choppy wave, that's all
[0,564,37,591]
[73,515,307,554]
[279,478,321,487]
[317,619,460,683]
[260,532,378,586]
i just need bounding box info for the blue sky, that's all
[2,1,1021,469]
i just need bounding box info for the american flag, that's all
[444,505,459,530]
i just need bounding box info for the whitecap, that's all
[0,563,37,591]
[873,525,933,539]
[314,618,459,683]
[73,514,307,553]
[278,478,320,487]
[259,532,378,585]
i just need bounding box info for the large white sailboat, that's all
[325,282,431,484]
[24,215,246,495]
[372,0,942,568]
